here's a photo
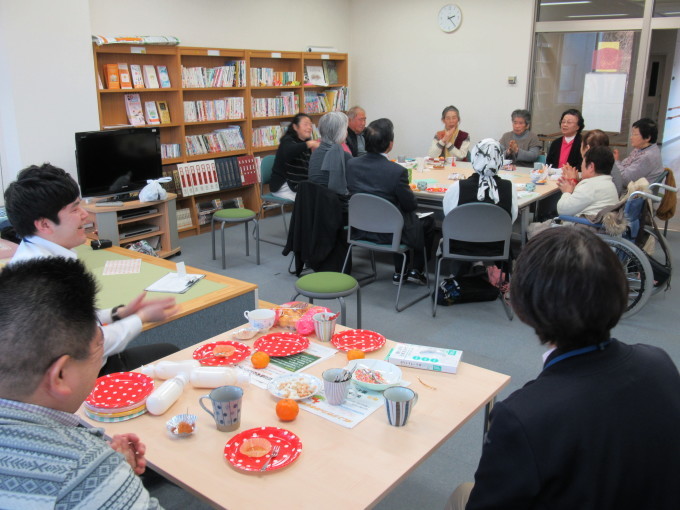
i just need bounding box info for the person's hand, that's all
[562,164,579,182]
[557,176,576,194]
[306,139,320,150]
[109,433,147,475]
[440,129,455,144]
[121,293,179,323]
[613,148,620,161]
[507,140,519,156]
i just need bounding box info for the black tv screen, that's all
[75,127,163,198]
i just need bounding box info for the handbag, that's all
[435,274,500,306]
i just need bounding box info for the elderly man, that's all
[0,257,161,508]
[345,106,367,157]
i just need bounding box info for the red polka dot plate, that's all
[192,341,251,366]
[85,372,154,410]
[224,426,302,472]
[331,329,386,352]
[253,332,309,357]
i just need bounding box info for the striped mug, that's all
[384,386,418,427]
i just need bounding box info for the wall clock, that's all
[438,4,462,33]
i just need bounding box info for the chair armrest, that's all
[557,215,603,228]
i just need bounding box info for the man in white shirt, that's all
[5,164,179,374]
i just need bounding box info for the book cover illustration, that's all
[322,61,339,85]
[144,101,161,124]
[124,94,146,126]
[157,101,171,124]
[305,65,327,86]
[143,65,160,88]
[157,65,172,88]
[104,64,120,89]
[117,63,132,89]
[130,65,145,88]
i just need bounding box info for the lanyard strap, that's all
[543,339,611,370]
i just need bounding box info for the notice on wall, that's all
[582,73,627,133]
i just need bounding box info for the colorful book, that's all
[124,94,145,126]
[157,101,171,124]
[322,61,339,85]
[130,65,145,89]
[143,65,160,88]
[104,64,120,89]
[305,65,327,86]
[118,63,132,89]
[144,101,161,125]
[157,65,171,88]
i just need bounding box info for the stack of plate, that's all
[84,372,155,422]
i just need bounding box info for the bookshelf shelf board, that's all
[185,150,247,161]
[118,213,163,226]
[162,157,184,165]
[183,87,247,92]
[100,88,180,94]
[252,145,279,153]
[252,114,298,121]
[185,119,246,126]
[250,85,301,90]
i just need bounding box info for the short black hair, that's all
[0,258,98,397]
[584,146,614,176]
[632,117,658,144]
[4,164,81,239]
[365,118,394,154]
[282,113,312,140]
[511,227,627,350]
[560,109,585,134]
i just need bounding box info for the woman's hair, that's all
[282,113,312,139]
[511,227,627,350]
[559,108,585,134]
[632,118,658,144]
[318,111,349,144]
[582,129,609,150]
[511,109,531,126]
[441,105,460,121]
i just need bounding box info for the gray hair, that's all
[511,109,531,126]
[347,106,365,120]
[319,111,349,144]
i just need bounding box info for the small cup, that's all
[313,312,337,342]
[383,386,418,427]
[416,180,428,191]
[445,156,454,166]
[322,368,351,405]
[199,385,243,432]
[397,155,406,163]
[243,309,276,330]
[534,162,544,170]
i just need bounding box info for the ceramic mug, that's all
[322,368,351,405]
[199,385,243,432]
[383,386,418,427]
[416,180,428,191]
[243,309,276,330]
[313,312,337,342]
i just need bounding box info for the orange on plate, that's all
[276,399,299,421]
[251,351,270,369]
[347,349,365,361]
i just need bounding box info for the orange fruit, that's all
[276,399,299,421]
[251,351,270,369]
[347,349,365,361]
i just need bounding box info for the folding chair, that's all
[258,155,294,246]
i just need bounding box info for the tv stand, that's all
[102,192,137,203]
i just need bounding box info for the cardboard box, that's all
[386,343,463,374]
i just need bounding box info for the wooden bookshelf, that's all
[92,44,348,239]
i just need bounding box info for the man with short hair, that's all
[346,106,367,157]
[0,257,161,508]
[4,163,179,374]
[346,118,434,284]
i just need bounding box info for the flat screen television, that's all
[75,127,162,199]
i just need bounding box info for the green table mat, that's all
[76,246,226,309]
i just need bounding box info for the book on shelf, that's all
[161,143,181,159]
[143,65,160,88]
[104,64,120,89]
[176,163,194,196]
[118,63,132,89]
[124,94,146,126]
[322,61,339,85]
[176,208,193,229]
[157,65,172,88]
[171,169,183,197]
[160,169,177,194]
[144,101,161,125]
[97,72,103,90]
[130,64,145,89]
[237,155,259,186]
[157,101,171,124]
[305,65,327,86]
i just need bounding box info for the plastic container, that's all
[190,367,250,389]
[146,373,188,416]
[140,360,200,380]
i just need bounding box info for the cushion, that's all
[296,272,358,294]
[213,208,256,220]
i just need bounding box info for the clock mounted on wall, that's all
[438,4,462,33]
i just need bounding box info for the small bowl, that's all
[231,327,260,341]
[166,413,197,437]
[346,359,402,392]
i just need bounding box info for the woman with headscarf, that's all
[442,138,518,222]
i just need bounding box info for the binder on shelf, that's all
[157,65,172,88]
[104,64,120,89]
[157,101,171,124]
[130,64,145,89]
[322,61,339,85]
[144,101,161,125]
[118,63,132,89]
[124,94,146,126]
[143,65,160,88]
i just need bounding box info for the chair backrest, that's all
[441,203,512,261]
[346,193,404,251]
[259,155,276,193]
[536,154,547,164]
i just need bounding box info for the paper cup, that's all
[322,368,351,405]
[313,312,337,342]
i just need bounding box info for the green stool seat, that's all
[211,208,260,269]
[292,272,361,328]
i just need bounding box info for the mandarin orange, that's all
[276,399,299,421]
[251,351,270,369]
[347,349,365,361]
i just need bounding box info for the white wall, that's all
[664,32,680,143]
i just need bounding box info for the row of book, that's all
[183,98,245,122]
[252,125,284,148]
[185,126,246,156]
[166,156,259,197]
[251,93,299,118]
[303,87,350,113]
[250,68,297,87]
[181,61,247,88]
[304,61,340,86]
[176,208,193,229]
[161,144,181,159]
[196,197,246,225]
[124,94,172,126]
[104,63,171,90]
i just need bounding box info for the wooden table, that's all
[78,245,258,349]
[79,326,510,510]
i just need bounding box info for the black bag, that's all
[435,274,500,306]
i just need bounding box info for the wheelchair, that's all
[556,182,677,318]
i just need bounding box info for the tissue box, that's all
[386,343,463,374]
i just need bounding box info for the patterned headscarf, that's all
[470,138,502,204]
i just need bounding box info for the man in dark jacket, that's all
[345,106,367,157]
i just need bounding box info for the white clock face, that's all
[438,4,462,33]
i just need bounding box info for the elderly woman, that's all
[308,111,353,196]
[443,138,518,222]
[427,106,470,161]
[546,109,584,169]
[563,129,624,195]
[270,113,320,200]
[613,118,664,187]
[499,109,542,167]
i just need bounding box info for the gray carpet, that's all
[148,214,680,509]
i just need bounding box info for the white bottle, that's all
[140,360,200,380]
[146,373,188,416]
[190,367,250,389]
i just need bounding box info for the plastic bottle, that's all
[190,367,250,389]
[140,360,200,380]
[146,373,188,416]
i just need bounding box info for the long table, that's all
[79,326,510,510]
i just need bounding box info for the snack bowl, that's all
[166,413,197,437]
[346,359,402,392]
[231,327,260,341]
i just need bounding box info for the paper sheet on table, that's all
[144,272,205,293]
[103,258,141,275]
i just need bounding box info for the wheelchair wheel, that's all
[641,226,673,295]
[600,235,654,318]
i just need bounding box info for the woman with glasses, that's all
[546,109,585,170]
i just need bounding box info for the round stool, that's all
[292,272,361,328]
[211,208,260,269]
